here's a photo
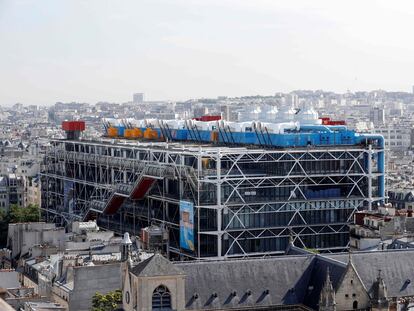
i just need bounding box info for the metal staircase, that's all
[52,149,200,221]
[83,164,176,221]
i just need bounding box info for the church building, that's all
[120,240,414,311]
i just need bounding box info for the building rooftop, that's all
[176,254,314,309]
[0,271,19,289]
[125,248,414,310]
[327,249,414,298]
[24,301,66,310]
[131,253,185,277]
[52,136,375,156]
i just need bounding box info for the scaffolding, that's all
[41,138,385,259]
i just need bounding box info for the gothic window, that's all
[152,285,172,310]
[353,300,358,309]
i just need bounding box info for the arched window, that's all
[152,285,172,310]
[353,300,358,310]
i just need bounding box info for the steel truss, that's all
[41,139,384,259]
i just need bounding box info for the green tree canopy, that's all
[91,289,122,311]
[9,204,40,223]
[0,209,9,247]
[0,204,40,247]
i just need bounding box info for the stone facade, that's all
[123,254,185,311]
[49,262,122,311]
[333,260,371,310]
[124,273,185,311]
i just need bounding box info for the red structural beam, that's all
[131,178,156,200]
[193,115,221,122]
[105,195,126,215]
[320,117,346,126]
[62,121,86,131]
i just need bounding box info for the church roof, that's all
[127,249,414,310]
[176,255,315,310]
[131,253,185,277]
[327,249,414,298]
[285,242,314,256]
[303,255,346,309]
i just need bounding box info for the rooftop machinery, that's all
[102,118,382,149]
[101,105,385,207]
[102,105,385,200]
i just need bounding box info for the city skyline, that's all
[2,0,414,105]
[2,2,414,310]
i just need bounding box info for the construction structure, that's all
[41,109,385,259]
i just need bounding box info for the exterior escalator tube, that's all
[361,134,385,204]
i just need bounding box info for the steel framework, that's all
[41,138,384,259]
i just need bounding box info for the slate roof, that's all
[303,255,346,309]
[285,243,314,256]
[178,249,414,310]
[176,255,315,310]
[131,253,185,277]
[405,218,414,233]
[327,249,414,298]
[128,249,414,310]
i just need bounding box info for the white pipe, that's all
[261,122,280,133]
[278,122,300,134]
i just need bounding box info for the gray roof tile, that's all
[328,249,414,298]
[176,255,315,310]
[131,253,184,277]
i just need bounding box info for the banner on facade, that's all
[179,200,195,251]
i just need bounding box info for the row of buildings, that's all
[4,218,414,311]
[1,220,154,311]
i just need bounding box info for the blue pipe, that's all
[299,125,333,133]
[328,125,347,131]
[108,125,385,203]
[359,134,385,204]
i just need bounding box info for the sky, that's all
[1,0,414,105]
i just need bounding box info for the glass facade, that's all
[42,139,384,259]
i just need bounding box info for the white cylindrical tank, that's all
[105,118,122,126]
[260,122,299,134]
[192,120,210,131]
[145,119,158,128]
[239,122,255,132]
[131,119,146,128]
[204,121,219,131]
[261,122,280,133]
[221,121,240,132]
[163,119,185,130]
[278,121,300,133]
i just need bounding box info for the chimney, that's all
[62,121,85,140]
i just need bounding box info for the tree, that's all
[9,204,40,223]
[0,209,10,247]
[0,204,40,247]
[304,247,320,254]
[91,289,122,311]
